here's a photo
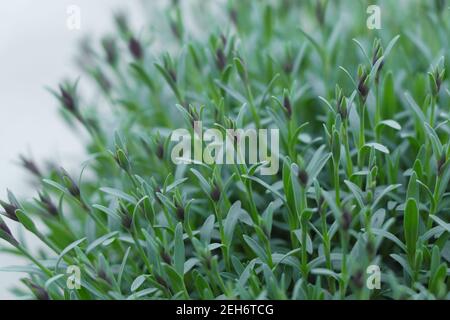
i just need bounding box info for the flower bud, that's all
[335,85,347,120]
[350,270,364,289]
[156,274,168,288]
[298,169,308,187]
[437,153,447,176]
[19,155,42,178]
[283,93,292,119]
[59,85,78,116]
[0,199,19,221]
[129,37,143,60]
[59,168,81,199]
[357,65,369,103]
[38,192,59,217]
[156,143,164,160]
[176,205,185,221]
[216,47,226,71]
[160,250,172,264]
[22,279,50,300]
[210,185,221,202]
[0,217,19,246]
[342,209,352,231]
[113,147,131,173]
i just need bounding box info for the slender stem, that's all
[334,161,341,208]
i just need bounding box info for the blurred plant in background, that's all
[1,0,449,299]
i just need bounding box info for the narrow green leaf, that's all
[174,222,185,276]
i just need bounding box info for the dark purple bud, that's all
[23,279,50,300]
[160,250,172,264]
[216,48,226,71]
[38,192,58,217]
[0,219,18,246]
[438,154,446,176]
[19,155,42,178]
[283,95,292,118]
[366,240,375,256]
[129,37,143,60]
[0,200,19,221]
[358,77,369,102]
[59,85,77,114]
[59,168,81,199]
[176,205,185,221]
[210,185,221,202]
[168,68,177,83]
[98,269,110,284]
[121,214,132,230]
[298,169,308,187]
[156,274,168,288]
[156,143,164,160]
[342,209,352,231]
[283,61,293,74]
[351,270,364,289]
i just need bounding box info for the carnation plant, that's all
[1,0,449,300]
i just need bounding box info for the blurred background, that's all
[0,0,144,299]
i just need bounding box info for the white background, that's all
[0,0,143,299]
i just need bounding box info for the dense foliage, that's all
[1,0,450,300]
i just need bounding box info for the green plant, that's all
[1,0,449,300]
